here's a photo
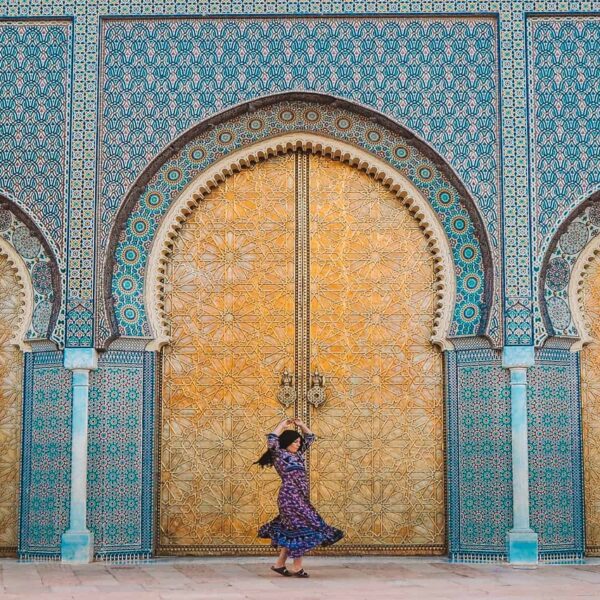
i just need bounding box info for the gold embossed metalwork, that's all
[580,256,600,555]
[0,253,25,554]
[159,151,445,555]
[308,155,445,553]
[159,154,296,553]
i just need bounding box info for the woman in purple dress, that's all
[256,417,344,578]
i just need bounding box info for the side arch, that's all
[540,190,600,348]
[105,94,494,348]
[0,236,34,350]
[0,195,62,346]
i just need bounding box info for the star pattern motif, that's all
[308,156,444,549]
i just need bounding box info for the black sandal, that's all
[270,565,291,577]
[291,569,309,578]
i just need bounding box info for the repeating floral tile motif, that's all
[88,351,154,556]
[99,16,502,346]
[19,352,71,557]
[99,17,500,249]
[528,350,583,558]
[447,349,512,560]
[529,16,600,344]
[528,16,600,257]
[0,20,71,260]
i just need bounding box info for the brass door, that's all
[580,256,600,555]
[159,151,445,555]
[0,254,25,556]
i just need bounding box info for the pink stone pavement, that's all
[1,557,600,599]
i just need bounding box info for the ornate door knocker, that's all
[277,368,297,407]
[306,370,326,407]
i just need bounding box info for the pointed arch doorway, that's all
[157,150,446,555]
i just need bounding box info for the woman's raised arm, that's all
[267,418,293,452]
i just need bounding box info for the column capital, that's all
[502,345,535,369]
[64,348,98,371]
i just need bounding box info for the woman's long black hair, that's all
[255,430,304,467]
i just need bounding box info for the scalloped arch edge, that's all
[144,133,457,352]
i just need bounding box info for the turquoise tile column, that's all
[61,348,98,563]
[503,346,538,565]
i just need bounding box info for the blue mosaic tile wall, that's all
[88,351,155,557]
[1,0,599,560]
[447,349,512,560]
[528,15,600,344]
[0,19,71,260]
[98,15,502,346]
[19,352,71,557]
[528,16,600,257]
[528,349,584,559]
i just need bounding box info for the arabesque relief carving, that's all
[159,152,444,554]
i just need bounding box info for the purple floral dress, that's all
[258,433,344,557]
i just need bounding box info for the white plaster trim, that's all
[145,134,457,351]
[568,233,600,351]
[0,236,34,351]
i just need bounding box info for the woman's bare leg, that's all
[292,557,303,572]
[274,547,288,568]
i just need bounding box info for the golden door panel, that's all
[0,254,24,554]
[580,256,600,554]
[159,154,295,551]
[309,155,445,552]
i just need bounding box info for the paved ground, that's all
[1,557,600,599]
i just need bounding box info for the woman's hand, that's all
[293,418,312,435]
[273,417,294,435]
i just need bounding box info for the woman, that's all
[256,417,344,578]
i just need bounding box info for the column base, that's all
[61,530,94,563]
[507,529,538,566]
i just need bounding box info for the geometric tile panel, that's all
[18,352,71,557]
[88,351,154,557]
[529,16,600,345]
[528,16,600,257]
[528,349,583,559]
[111,100,490,343]
[99,16,500,247]
[0,20,71,260]
[446,349,512,560]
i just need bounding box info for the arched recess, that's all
[542,192,600,555]
[105,94,494,348]
[156,149,448,554]
[0,235,35,555]
[0,195,62,346]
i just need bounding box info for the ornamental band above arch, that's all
[0,194,62,345]
[105,93,494,347]
[541,190,600,347]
